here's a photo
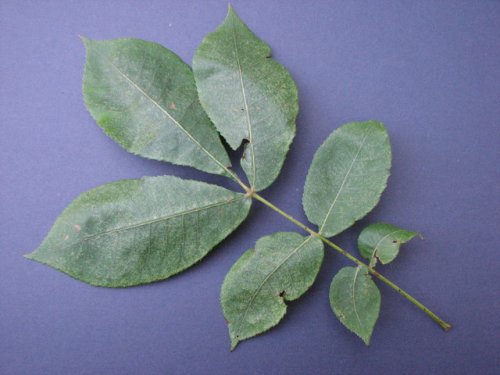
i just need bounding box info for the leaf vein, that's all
[352,266,363,327]
[105,57,230,175]
[369,229,405,263]
[318,130,370,234]
[229,17,256,187]
[233,236,313,336]
[56,196,245,251]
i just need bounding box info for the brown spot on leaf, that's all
[279,290,286,298]
[169,102,176,110]
[74,224,81,232]
[63,234,69,241]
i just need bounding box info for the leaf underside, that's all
[303,121,392,238]
[221,232,324,350]
[330,266,381,345]
[358,223,418,266]
[26,176,251,287]
[83,38,231,176]
[193,6,298,191]
[25,7,408,351]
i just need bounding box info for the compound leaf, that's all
[358,223,419,266]
[83,38,231,176]
[221,232,323,350]
[303,121,391,237]
[193,6,298,191]
[26,176,251,287]
[330,266,381,345]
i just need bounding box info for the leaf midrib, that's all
[229,16,256,187]
[369,229,405,263]
[319,130,370,234]
[105,57,230,175]
[233,236,313,337]
[352,266,363,327]
[53,196,245,250]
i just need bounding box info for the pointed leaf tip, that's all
[78,35,89,44]
[230,338,238,351]
[227,4,242,22]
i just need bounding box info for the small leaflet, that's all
[358,223,419,266]
[330,266,381,345]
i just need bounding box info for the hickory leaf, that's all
[26,176,251,287]
[221,232,323,349]
[303,121,391,237]
[83,38,232,176]
[26,5,451,352]
[193,6,298,191]
[330,266,381,345]
[358,223,419,267]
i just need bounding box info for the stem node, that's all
[244,187,255,198]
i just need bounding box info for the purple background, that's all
[1,1,499,374]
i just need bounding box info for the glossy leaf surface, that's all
[303,121,391,237]
[330,266,381,345]
[358,223,419,266]
[193,6,298,191]
[83,38,231,176]
[27,176,251,287]
[221,232,323,349]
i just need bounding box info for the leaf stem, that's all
[225,168,252,192]
[250,190,452,332]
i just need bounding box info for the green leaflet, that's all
[26,176,251,287]
[330,266,381,345]
[82,38,231,176]
[221,232,324,350]
[193,6,298,191]
[303,121,392,237]
[358,223,419,267]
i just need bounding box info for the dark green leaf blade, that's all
[329,266,381,345]
[26,176,251,287]
[221,232,324,350]
[83,38,231,176]
[358,223,419,266]
[303,121,391,237]
[193,6,298,191]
